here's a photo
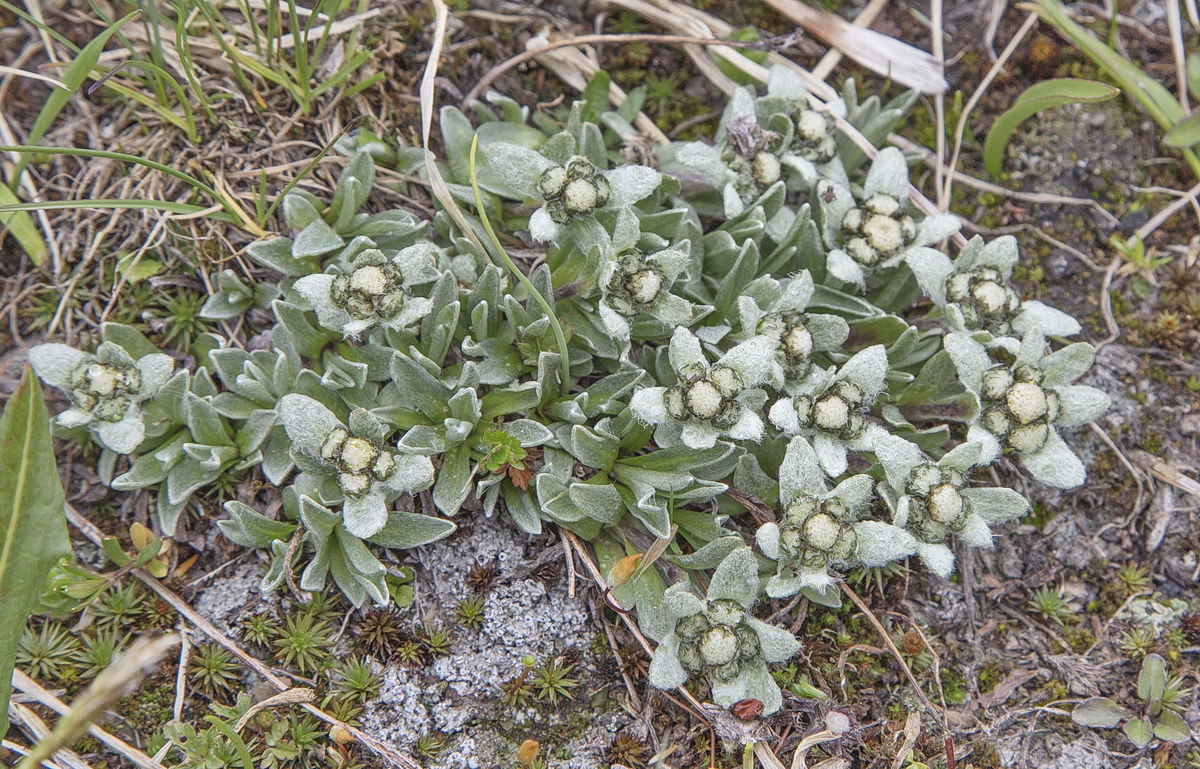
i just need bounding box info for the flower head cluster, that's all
[295,246,439,337]
[769,345,889,476]
[631,328,774,449]
[28,342,173,453]
[537,156,610,224]
[757,437,916,596]
[485,142,660,243]
[279,394,434,537]
[739,271,850,388]
[874,435,1031,576]
[907,235,1082,345]
[946,329,1110,488]
[647,549,800,714]
[817,148,959,288]
[596,208,694,342]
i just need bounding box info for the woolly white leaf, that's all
[649,247,691,282]
[726,407,764,443]
[1020,430,1086,489]
[1016,327,1046,367]
[663,585,704,619]
[393,243,442,285]
[94,410,145,454]
[598,303,631,341]
[56,409,93,428]
[812,433,849,477]
[836,344,888,398]
[967,424,1002,463]
[807,314,850,351]
[668,327,705,372]
[680,421,721,449]
[676,142,728,188]
[975,235,1019,275]
[905,247,954,304]
[1039,342,1096,389]
[747,617,801,663]
[343,490,389,538]
[648,635,688,690]
[279,393,341,456]
[740,660,784,714]
[756,522,782,560]
[135,354,174,396]
[650,294,693,326]
[722,183,746,218]
[528,206,560,244]
[963,487,1029,524]
[1012,301,1082,338]
[718,335,776,386]
[767,65,808,101]
[915,542,955,578]
[863,147,908,198]
[779,436,825,505]
[606,165,661,207]
[27,343,88,390]
[1055,385,1110,426]
[939,441,982,471]
[390,297,434,330]
[707,547,759,608]
[943,333,988,392]
[854,521,918,566]
[829,474,874,513]
[385,454,435,494]
[611,206,641,252]
[914,213,961,246]
[826,249,866,287]
[958,513,994,548]
[873,431,924,491]
[484,142,555,197]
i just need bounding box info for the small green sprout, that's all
[531,655,579,706]
[272,613,333,675]
[1072,653,1192,748]
[190,644,240,695]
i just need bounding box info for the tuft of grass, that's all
[16,623,80,682]
[272,613,333,675]
[190,644,240,695]
[1026,586,1078,626]
[454,595,485,631]
[530,655,578,707]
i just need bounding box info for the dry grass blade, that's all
[810,0,891,82]
[0,64,67,89]
[62,504,425,769]
[11,671,165,769]
[759,0,947,93]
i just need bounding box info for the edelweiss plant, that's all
[630,327,775,449]
[28,341,173,453]
[646,548,800,714]
[27,64,1112,719]
[945,329,1110,488]
[279,394,434,538]
[815,148,959,287]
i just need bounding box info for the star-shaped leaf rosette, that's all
[484,141,661,244]
[815,147,960,288]
[756,437,917,598]
[873,433,1030,578]
[28,341,174,454]
[906,234,1082,348]
[768,344,890,476]
[630,327,775,449]
[646,548,801,714]
[278,394,435,538]
[944,329,1111,489]
[737,270,850,390]
[293,244,440,338]
[597,208,696,345]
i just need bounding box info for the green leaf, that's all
[114,251,163,283]
[1165,109,1200,148]
[1137,653,1167,704]
[1153,709,1191,742]
[367,511,456,550]
[0,184,47,266]
[983,78,1119,178]
[1123,717,1152,748]
[0,368,70,735]
[1071,697,1128,728]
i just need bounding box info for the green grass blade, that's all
[983,78,1119,177]
[7,9,140,190]
[0,184,48,265]
[0,369,70,735]
[1165,110,1200,148]
[0,198,233,220]
[0,145,224,207]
